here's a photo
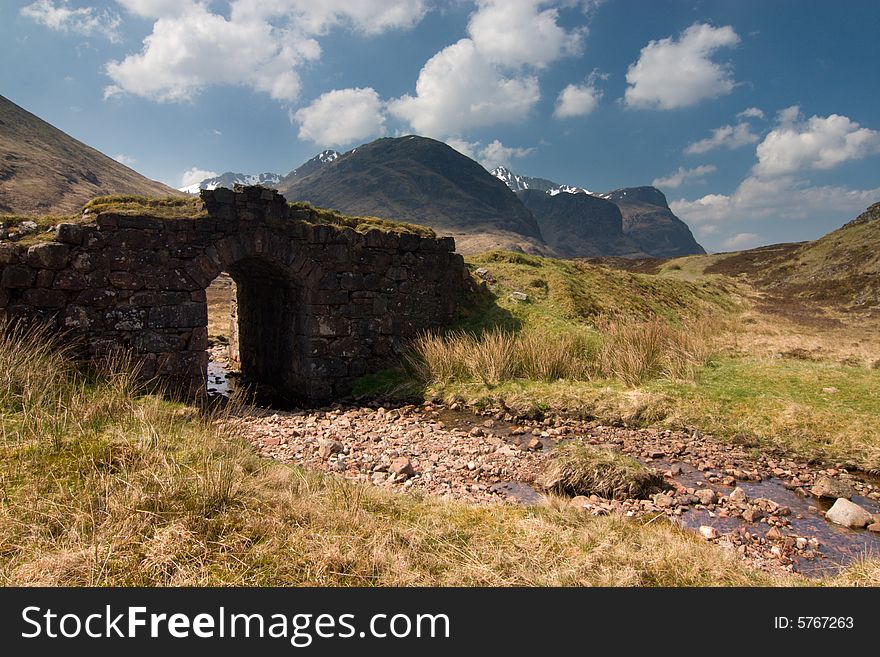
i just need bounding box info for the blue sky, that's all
[2,0,879,252]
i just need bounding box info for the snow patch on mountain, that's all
[179,172,281,194]
[491,166,594,196]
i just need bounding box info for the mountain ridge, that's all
[0,94,181,215]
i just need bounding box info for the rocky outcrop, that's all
[0,186,468,401]
[517,189,647,258]
[604,187,706,258]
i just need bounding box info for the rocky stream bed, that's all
[208,355,880,578]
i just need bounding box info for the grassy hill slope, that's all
[0,95,181,215]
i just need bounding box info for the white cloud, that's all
[722,232,761,250]
[103,1,428,103]
[180,167,217,187]
[652,164,716,189]
[671,175,880,228]
[21,0,122,42]
[293,87,386,147]
[685,122,759,154]
[390,1,588,137]
[388,38,540,137]
[114,153,137,166]
[446,138,534,169]
[554,81,601,118]
[753,106,880,177]
[624,23,740,110]
[467,0,584,69]
[737,106,764,120]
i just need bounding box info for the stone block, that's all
[26,243,70,269]
[1,265,35,289]
[55,223,84,245]
[148,302,208,329]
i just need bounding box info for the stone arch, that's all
[0,186,470,403]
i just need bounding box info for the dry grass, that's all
[288,201,436,237]
[0,323,819,587]
[541,443,667,500]
[406,320,717,389]
[600,318,718,386]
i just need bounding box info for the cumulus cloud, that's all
[293,87,386,147]
[671,175,880,229]
[737,107,764,120]
[753,106,880,177]
[103,1,428,103]
[624,23,740,110]
[652,164,716,189]
[388,38,540,137]
[685,122,759,155]
[390,1,587,137]
[554,80,602,118]
[722,232,761,250]
[180,167,217,187]
[446,138,534,168]
[20,0,122,42]
[467,0,584,68]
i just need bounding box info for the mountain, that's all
[178,151,340,194]
[0,94,180,215]
[494,166,704,258]
[279,136,548,254]
[517,189,647,258]
[492,166,591,195]
[180,172,282,194]
[601,187,706,257]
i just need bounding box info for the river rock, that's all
[824,498,873,528]
[317,439,343,460]
[653,492,673,508]
[696,488,717,505]
[867,522,880,533]
[390,457,415,478]
[699,525,719,540]
[729,487,748,504]
[810,476,855,500]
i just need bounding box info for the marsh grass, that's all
[406,319,717,389]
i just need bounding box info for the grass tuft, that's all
[541,442,667,500]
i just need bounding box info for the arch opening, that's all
[207,257,303,405]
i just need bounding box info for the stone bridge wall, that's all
[0,186,468,401]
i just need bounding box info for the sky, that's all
[2,0,879,252]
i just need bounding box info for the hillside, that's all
[517,189,648,258]
[706,202,880,311]
[279,136,549,255]
[604,187,706,258]
[0,95,180,215]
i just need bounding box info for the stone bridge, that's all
[0,186,468,401]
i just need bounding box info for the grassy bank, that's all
[0,325,842,587]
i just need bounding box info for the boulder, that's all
[810,476,855,500]
[696,488,717,505]
[824,498,873,528]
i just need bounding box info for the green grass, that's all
[83,195,207,219]
[289,201,436,237]
[461,250,735,334]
